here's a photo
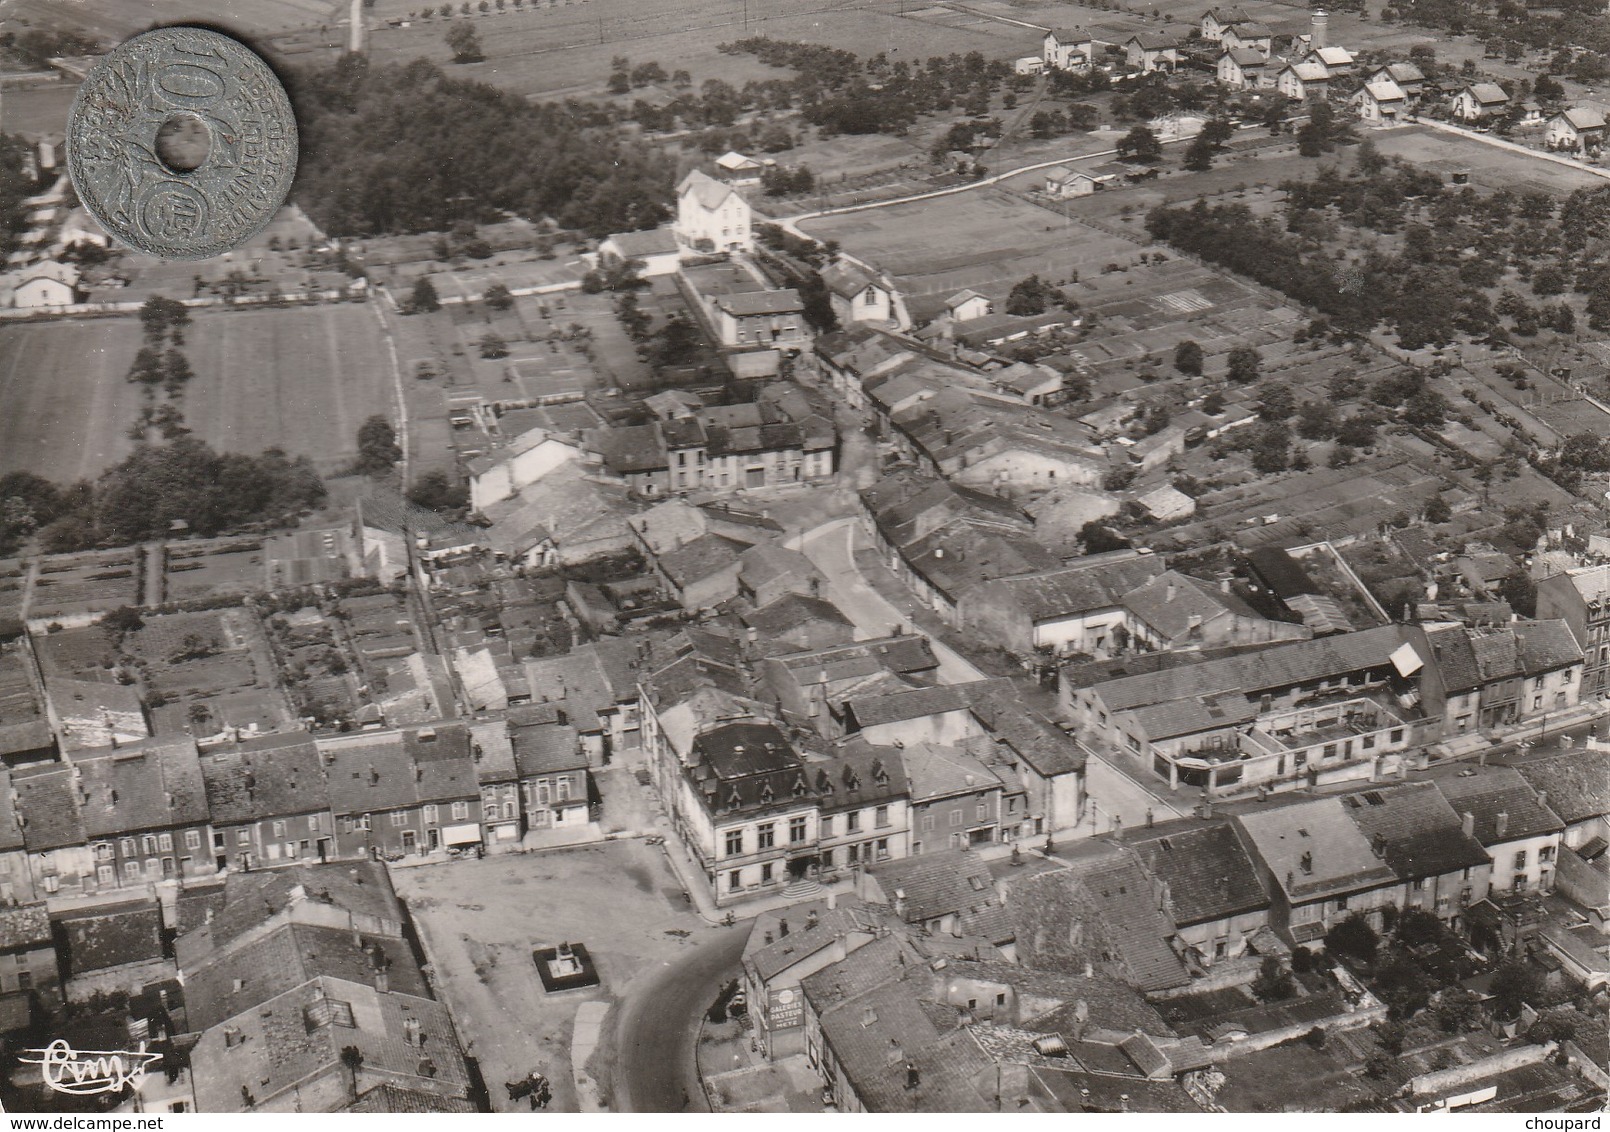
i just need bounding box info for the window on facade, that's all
[157,832,172,852]
[1126,734,1140,752]
[309,815,320,831]
[186,830,201,850]
[920,813,935,832]
[875,838,889,860]
[729,871,743,891]
[975,800,988,819]
[725,830,743,856]
[1411,878,1424,892]
[761,862,773,884]
[97,865,115,886]
[142,835,157,855]
[272,821,286,838]
[95,843,113,862]
[123,860,140,880]
[822,848,835,866]
[1539,845,1554,862]
[423,804,438,824]
[757,823,776,849]
[1336,896,1348,911]
[1513,849,1528,870]
[1532,695,1544,710]
[950,810,964,827]
[536,780,551,804]
[121,838,136,857]
[789,817,807,842]
[1562,670,1573,683]
[846,813,861,834]
[391,811,408,826]
[1390,730,1404,743]
[556,778,572,801]
[820,816,833,838]
[236,829,251,845]
[452,801,469,820]
[874,806,889,828]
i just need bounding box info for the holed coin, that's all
[67,26,298,261]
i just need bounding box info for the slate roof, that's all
[988,555,1165,622]
[11,762,84,851]
[692,721,799,779]
[1234,796,1398,903]
[469,719,518,785]
[55,900,164,975]
[1510,749,1609,827]
[511,722,585,778]
[1224,46,1265,66]
[1124,819,1270,927]
[200,733,328,824]
[591,423,668,474]
[1128,694,1258,741]
[1433,766,1565,846]
[1338,782,1491,881]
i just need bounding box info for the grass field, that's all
[0,304,396,483]
[2,0,345,42]
[1370,125,1610,197]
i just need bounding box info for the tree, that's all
[1200,118,1234,147]
[1372,1019,1406,1056]
[187,702,213,731]
[446,22,484,63]
[1182,135,1215,171]
[1489,958,1543,1020]
[139,295,191,345]
[1006,274,1057,316]
[1498,569,1538,617]
[1256,381,1296,421]
[101,606,146,641]
[1173,339,1203,376]
[1335,415,1377,449]
[410,276,440,313]
[484,282,514,310]
[1295,400,1338,439]
[651,313,700,368]
[354,416,402,476]
[1324,911,1379,964]
[408,470,469,512]
[1433,988,1481,1033]
[1424,494,1451,524]
[1251,956,1297,1002]
[1328,442,1356,468]
[1117,125,1162,163]
[1225,345,1261,384]
[1248,421,1291,473]
[1395,908,1443,948]
[478,332,509,359]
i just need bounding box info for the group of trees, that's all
[31,440,327,551]
[127,297,198,442]
[1005,274,1066,316]
[290,56,677,238]
[0,134,33,262]
[760,164,815,198]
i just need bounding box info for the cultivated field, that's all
[0,304,396,483]
[361,0,1040,98]
[1370,125,1610,198]
[2,0,346,42]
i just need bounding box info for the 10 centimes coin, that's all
[67,27,298,261]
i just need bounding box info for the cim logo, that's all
[18,1039,162,1095]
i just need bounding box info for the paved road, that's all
[611,926,749,1113]
[798,518,983,684]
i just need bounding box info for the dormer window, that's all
[760,781,775,804]
[726,785,743,809]
[791,775,808,798]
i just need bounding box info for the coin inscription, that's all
[67,27,298,261]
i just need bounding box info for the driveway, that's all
[393,841,716,1112]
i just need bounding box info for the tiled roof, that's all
[200,733,328,824]
[468,719,518,784]
[846,682,979,728]
[1009,854,1190,992]
[1338,782,1491,881]
[678,169,735,211]
[181,861,400,957]
[1124,819,1270,927]
[743,593,855,639]
[511,722,585,777]
[869,848,999,925]
[603,227,679,258]
[820,260,882,300]
[904,742,1002,802]
[319,732,419,814]
[745,900,887,982]
[0,904,50,951]
[1428,626,1483,692]
[657,532,745,588]
[965,687,1087,777]
[988,555,1165,622]
[1035,1067,1201,1112]
[1510,749,1609,827]
[717,289,804,317]
[1088,625,1412,714]
[12,762,85,851]
[348,1085,477,1113]
[405,724,479,804]
[591,423,667,474]
[1512,619,1584,674]
[1433,766,1565,845]
[187,921,427,1031]
[1234,796,1399,903]
[1467,82,1510,104]
[56,900,164,975]
[1128,694,1258,741]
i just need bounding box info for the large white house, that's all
[675,170,753,254]
[467,427,581,512]
[3,259,78,308]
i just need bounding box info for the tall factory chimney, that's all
[1311,8,1328,51]
[349,0,366,54]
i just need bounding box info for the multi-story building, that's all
[77,737,215,890]
[1537,563,1610,699]
[199,733,335,870]
[674,169,753,254]
[318,725,482,861]
[814,745,909,874]
[903,742,1003,855]
[1433,765,1566,894]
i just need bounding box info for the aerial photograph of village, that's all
[0,0,1606,1115]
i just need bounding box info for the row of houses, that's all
[739,741,1607,1111]
[1062,618,1587,795]
[0,716,595,905]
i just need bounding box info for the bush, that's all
[1324,912,1379,964]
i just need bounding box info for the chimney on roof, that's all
[779,917,789,937]
[805,909,819,929]
[1196,791,1213,820]
[1299,850,1313,875]
[1286,869,1295,889]
[1220,578,1232,594]
[376,967,390,994]
[368,764,379,786]
[1165,580,1177,604]
[1370,833,1386,857]
[1460,810,1475,837]
[1535,789,1548,812]
[403,1017,422,1046]
[1495,811,1509,839]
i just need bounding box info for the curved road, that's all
[611,926,749,1113]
